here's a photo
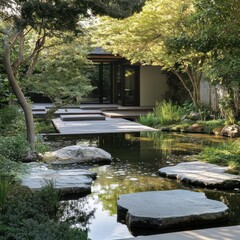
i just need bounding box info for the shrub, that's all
[35,119,56,134]
[0,134,28,162]
[0,105,26,135]
[154,100,184,125]
[0,183,88,240]
[139,112,160,127]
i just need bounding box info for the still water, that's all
[46,132,240,240]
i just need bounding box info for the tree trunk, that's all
[3,36,36,153]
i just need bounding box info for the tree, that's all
[24,35,94,110]
[188,0,240,120]
[0,0,145,158]
[92,0,209,107]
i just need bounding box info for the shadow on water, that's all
[45,132,240,239]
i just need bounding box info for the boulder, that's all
[117,190,229,232]
[188,112,202,121]
[187,123,204,133]
[221,124,240,138]
[21,162,97,197]
[213,127,223,135]
[159,161,240,189]
[43,145,112,165]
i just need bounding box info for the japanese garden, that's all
[1,0,240,239]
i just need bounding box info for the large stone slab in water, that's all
[159,161,240,189]
[43,145,112,165]
[21,163,97,197]
[117,190,228,231]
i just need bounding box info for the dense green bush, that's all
[139,100,184,127]
[0,183,87,240]
[0,134,28,162]
[154,100,184,126]
[139,112,160,127]
[0,105,26,135]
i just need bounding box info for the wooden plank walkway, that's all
[122,225,240,240]
[52,117,157,134]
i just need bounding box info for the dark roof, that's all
[89,47,113,55]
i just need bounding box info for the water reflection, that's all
[46,132,239,239]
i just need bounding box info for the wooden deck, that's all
[52,117,157,135]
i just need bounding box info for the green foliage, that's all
[139,101,185,127]
[0,155,26,180]
[0,79,14,108]
[25,36,94,106]
[0,105,26,135]
[219,96,236,125]
[139,112,160,127]
[199,139,240,170]
[35,119,56,134]
[0,134,28,162]
[0,178,10,211]
[154,100,184,126]
[92,0,205,106]
[0,183,87,240]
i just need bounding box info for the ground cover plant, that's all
[0,181,88,240]
[199,139,240,172]
[0,104,87,239]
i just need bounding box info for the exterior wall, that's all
[200,79,226,111]
[140,66,168,106]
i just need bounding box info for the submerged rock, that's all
[159,161,240,189]
[43,145,112,165]
[21,163,97,197]
[221,124,240,138]
[117,190,228,231]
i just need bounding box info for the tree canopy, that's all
[91,0,207,107]
[0,0,145,155]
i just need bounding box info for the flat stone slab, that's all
[52,117,158,134]
[60,114,105,121]
[54,109,102,115]
[21,163,97,197]
[117,190,228,231]
[159,161,240,189]
[32,107,46,111]
[120,225,240,240]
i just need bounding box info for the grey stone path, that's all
[21,163,96,196]
[159,161,240,189]
[120,225,240,240]
[117,190,228,231]
[52,117,157,134]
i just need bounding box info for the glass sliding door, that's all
[123,66,140,106]
[82,63,112,103]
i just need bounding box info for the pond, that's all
[46,132,240,240]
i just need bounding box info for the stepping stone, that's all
[21,163,97,197]
[32,107,46,111]
[117,190,228,232]
[60,114,105,121]
[159,161,240,189]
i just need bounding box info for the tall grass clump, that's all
[139,112,160,127]
[154,100,184,125]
